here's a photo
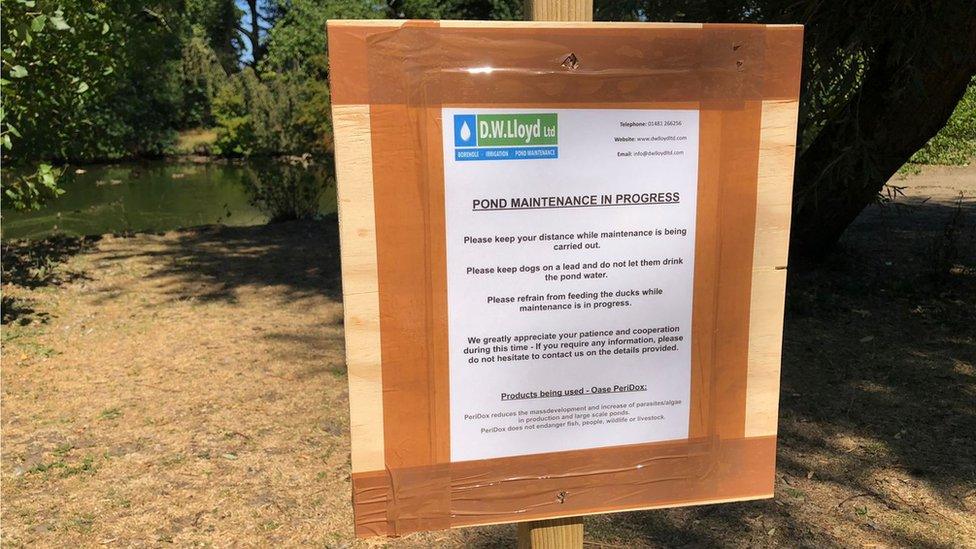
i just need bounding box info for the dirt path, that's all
[2,166,974,547]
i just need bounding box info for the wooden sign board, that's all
[328,20,803,537]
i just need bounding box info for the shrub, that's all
[212,69,328,157]
[242,157,331,223]
[179,35,228,129]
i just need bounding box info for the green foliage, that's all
[242,0,381,158]
[395,0,521,20]
[1,0,92,209]
[262,0,382,76]
[2,0,185,163]
[251,0,521,157]
[911,79,976,165]
[242,159,330,222]
[179,34,228,128]
[0,0,240,209]
[212,68,329,157]
[3,0,970,233]
[1,163,64,211]
[184,0,240,72]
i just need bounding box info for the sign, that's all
[445,108,699,461]
[328,20,803,537]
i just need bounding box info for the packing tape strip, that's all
[352,435,776,536]
[329,22,801,106]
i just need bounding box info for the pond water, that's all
[1,160,337,241]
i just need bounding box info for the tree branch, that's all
[235,25,256,40]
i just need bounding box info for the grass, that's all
[98,407,123,421]
[68,513,96,533]
[898,79,975,177]
[910,78,976,166]
[27,455,96,478]
[173,128,218,155]
[1,171,972,546]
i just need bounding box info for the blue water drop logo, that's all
[454,114,477,147]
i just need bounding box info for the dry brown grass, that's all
[0,221,507,547]
[173,129,218,156]
[2,165,974,547]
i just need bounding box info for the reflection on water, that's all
[243,159,332,223]
[1,160,337,240]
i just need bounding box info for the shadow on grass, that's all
[576,197,975,548]
[260,320,347,381]
[89,215,342,305]
[1,234,98,324]
[121,197,968,547]
[8,189,969,546]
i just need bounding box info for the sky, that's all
[236,0,257,64]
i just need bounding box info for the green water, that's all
[1,160,337,240]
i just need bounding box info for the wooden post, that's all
[524,0,593,22]
[517,1,591,547]
[517,516,584,549]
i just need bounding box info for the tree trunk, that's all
[238,0,267,67]
[790,8,976,260]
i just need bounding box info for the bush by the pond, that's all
[242,159,330,223]
[212,69,330,158]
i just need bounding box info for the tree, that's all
[2,0,186,164]
[179,34,229,128]
[392,0,521,20]
[212,67,328,156]
[236,0,287,68]
[262,0,384,75]
[185,0,241,73]
[596,0,976,259]
[2,0,106,209]
[785,2,976,258]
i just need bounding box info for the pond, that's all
[1,160,337,241]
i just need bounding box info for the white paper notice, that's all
[443,108,699,462]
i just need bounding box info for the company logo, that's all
[453,113,558,161]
